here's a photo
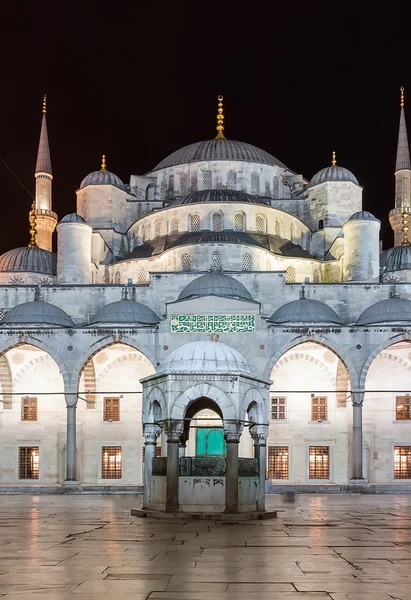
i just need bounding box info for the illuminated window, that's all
[170,218,179,234]
[256,215,266,233]
[210,251,222,271]
[311,396,328,421]
[286,266,296,283]
[251,172,260,195]
[226,170,237,190]
[18,447,39,479]
[268,446,289,479]
[182,253,191,272]
[21,397,38,422]
[309,446,330,479]
[396,396,411,420]
[114,271,120,284]
[103,397,120,422]
[234,212,245,232]
[202,169,212,189]
[212,212,223,232]
[275,218,281,236]
[313,269,320,283]
[242,252,252,271]
[190,213,200,232]
[394,446,411,479]
[270,396,287,420]
[180,172,189,195]
[101,446,122,479]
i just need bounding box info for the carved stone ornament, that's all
[163,419,184,443]
[351,392,365,407]
[144,424,161,444]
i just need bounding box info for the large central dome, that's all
[152,139,288,171]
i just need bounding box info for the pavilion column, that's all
[225,430,241,513]
[143,424,161,509]
[251,425,268,512]
[351,391,365,482]
[65,394,78,484]
[164,420,184,512]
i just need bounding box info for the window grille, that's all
[226,170,237,190]
[256,215,266,233]
[180,172,189,195]
[190,213,200,232]
[290,223,294,243]
[101,446,122,479]
[21,397,38,421]
[242,252,252,271]
[160,179,167,200]
[202,169,212,189]
[309,446,330,479]
[18,447,39,479]
[168,174,174,194]
[394,446,411,479]
[313,269,320,283]
[251,172,260,195]
[268,446,289,479]
[114,271,120,284]
[210,251,222,271]
[212,212,223,232]
[103,397,120,422]
[275,218,281,236]
[396,396,411,420]
[170,218,179,234]
[270,396,287,420]
[138,266,148,284]
[311,396,328,421]
[234,212,245,232]
[286,266,296,283]
[154,220,162,239]
[182,253,191,272]
[272,177,279,198]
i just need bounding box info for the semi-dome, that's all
[80,164,126,191]
[168,189,270,206]
[309,165,359,187]
[356,296,411,325]
[60,213,87,223]
[0,246,56,275]
[269,296,343,324]
[89,300,160,325]
[152,139,288,171]
[380,245,411,272]
[2,300,74,327]
[160,340,251,373]
[178,272,253,301]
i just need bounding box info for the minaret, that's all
[389,87,411,245]
[34,95,57,252]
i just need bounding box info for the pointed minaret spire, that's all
[395,87,411,172]
[35,95,52,176]
[331,151,337,166]
[215,95,226,140]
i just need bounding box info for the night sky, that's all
[0,1,409,253]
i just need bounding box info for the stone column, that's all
[65,394,78,484]
[251,425,268,512]
[143,424,161,509]
[164,420,184,512]
[351,392,365,482]
[224,430,241,513]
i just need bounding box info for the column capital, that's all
[65,394,78,408]
[250,424,269,445]
[352,391,365,407]
[144,423,161,445]
[164,419,184,443]
[224,430,241,443]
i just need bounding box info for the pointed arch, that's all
[0,354,12,409]
[359,334,411,390]
[171,382,236,422]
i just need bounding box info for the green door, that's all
[196,428,226,456]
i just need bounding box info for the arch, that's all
[143,385,167,423]
[212,211,223,232]
[256,214,266,234]
[171,382,236,422]
[0,354,12,409]
[13,354,54,387]
[189,213,200,233]
[359,335,411,390]
[82,357,96,408]
[242,386,269,423]
[145,183,155,201]
[95,351,154,388]
[234,211,245,232]
[273,352,335,382]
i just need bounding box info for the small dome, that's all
[348,211,380,222]
[89,300,160,325]
[169,189,269,206]
[80,168,126,191]
[152,139,288,171]
[178,272,253,301]
[380,245,411,272]
[356,296,411,325]
[161,341,251,373]
[269,297,343,324]
[60,213,87,223]
[0,247,56,275]
[309,165,359,187]
[2,301,74,327]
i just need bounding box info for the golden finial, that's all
[42,94,47,114]
[401,86,405,108]
[101,154,106,170]
[28,201,37,247]
[401,209,410,246]
[331,151,337,166]
[215,95,225,140]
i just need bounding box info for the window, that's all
[210,251,222,271]
[234,212,245,232]
[268,446,289,479]
[160,179,167,200]
[145,183,155,200]
[251,172,260,195]
[270,396,287,420]
[212,212,223,232]
[18,447,39,479]
[275,218,281,236]
[309,446,330,479]
[190,213,200,232]
[114,271,121,284]
[170,218,179,234]
[318,219,324,230]
[168,174,174,194]
[396,396,411,420]
[226,170,237,190]
[242,252,252,271]
[182,253,191,272]
[272,176,279,198]
[154,220,162,239]
[286,266,296,283]
[103,397,120,422]
[290,223,294,243]
[180,172,189,195]
[101,446,122,479]
[256,215,266,234]
[138,266,148,284]
[394,447,411,479]
[21,397,38,421]
[311,396,328,421]
[202,169,212,189]
[313,269,320,283]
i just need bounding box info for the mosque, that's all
[0,90,411,506]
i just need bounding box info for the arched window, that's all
[266,259,271,271]
[286,266,296,283]
[275,218,281,236]
[234,212,245,232]
[154,220,162,239]
[251,172,260,195]
[272,176,279,198]
[290,223,294,243]
[114,271,121,284]
[212,212,223,232]
[145,183,155,200]
[210,251,222,271]
[190,213,200,232]
[160,179,167,200]
[242,252,252,271]
[226,170,237,190]
[313,269,320,283]
[170,218,179,234]
[283,181,291,198]
[182,253,191,272]
[202,169,212,189]
[179,172,189,196]
[138,266,149,284]
[256,214,266,233]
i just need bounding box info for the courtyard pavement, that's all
[0,494,411,599]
